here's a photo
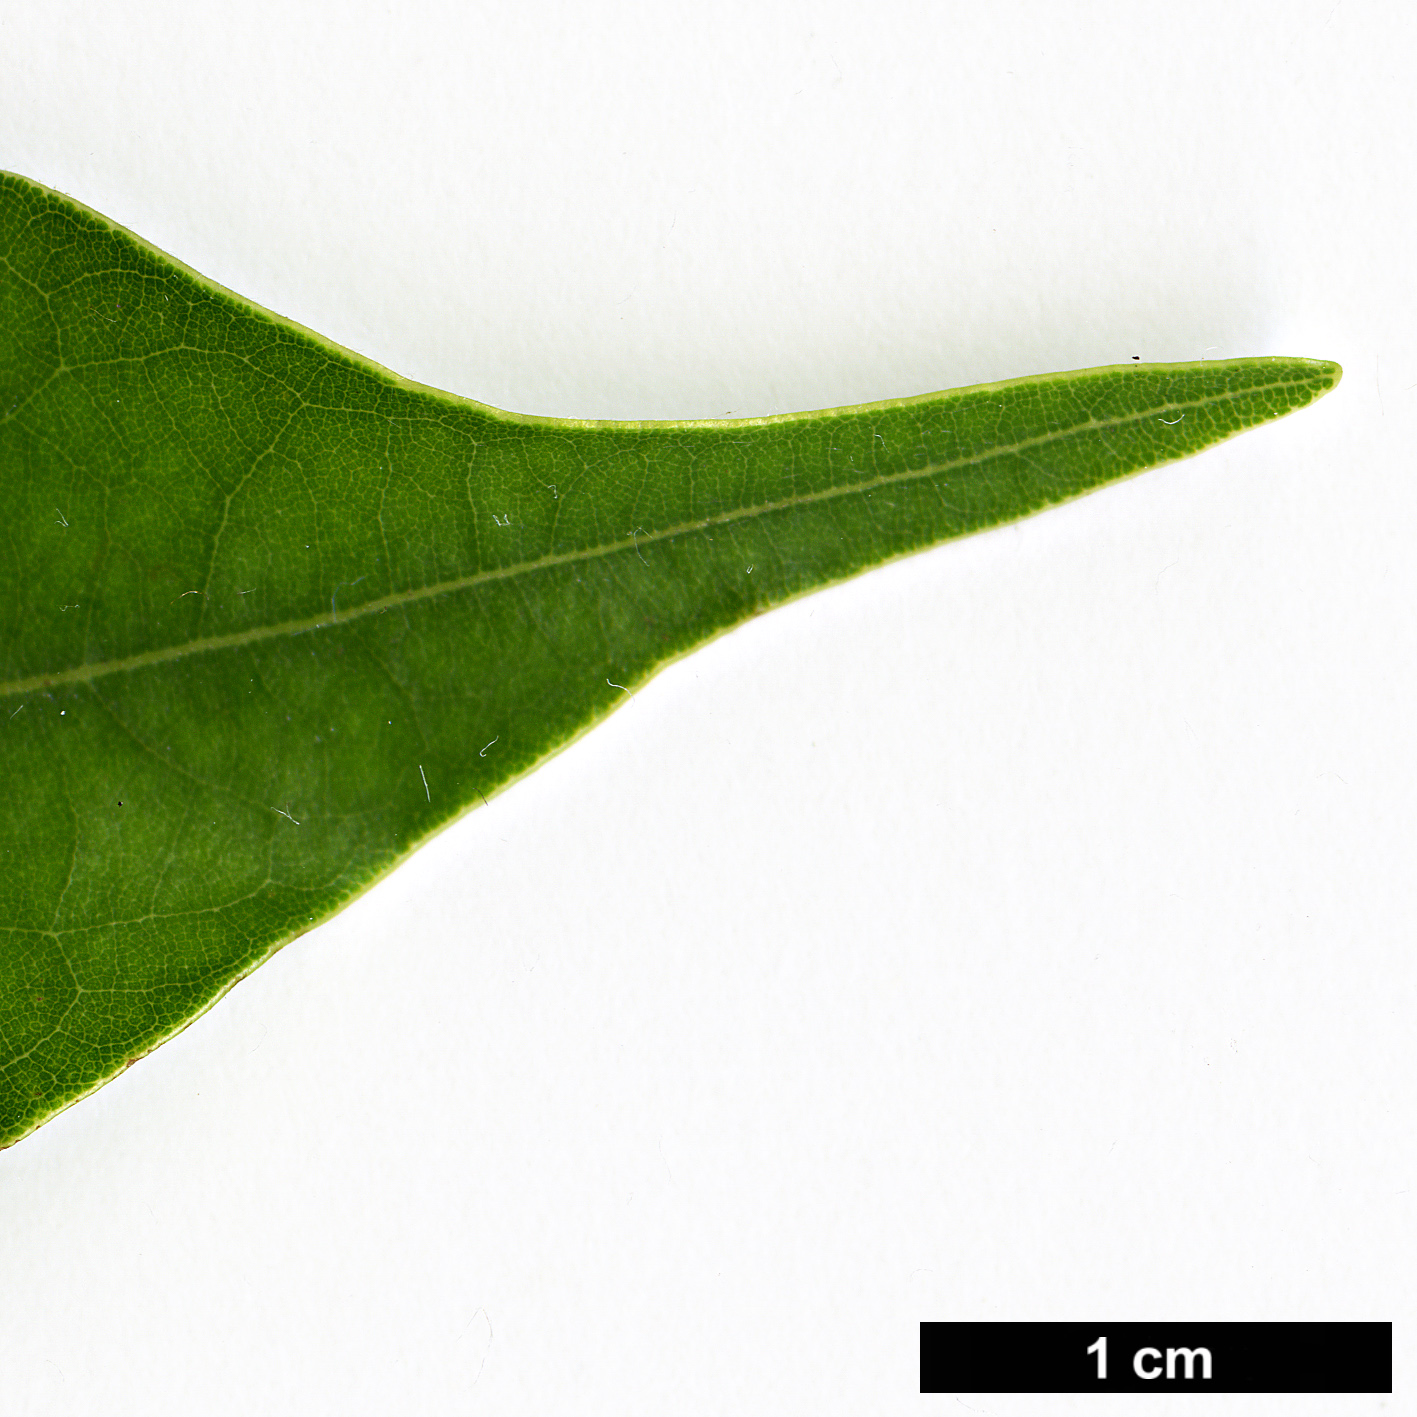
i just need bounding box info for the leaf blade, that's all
[0,171,1340,1147]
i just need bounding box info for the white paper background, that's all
[1,2,1413,1412]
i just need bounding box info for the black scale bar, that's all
[920,1322,1391,1394]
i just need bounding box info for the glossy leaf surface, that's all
[0,171,1339,1147]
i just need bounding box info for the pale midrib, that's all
[0,384,1294,698]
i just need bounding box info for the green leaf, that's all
[0,170,1339,1150]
